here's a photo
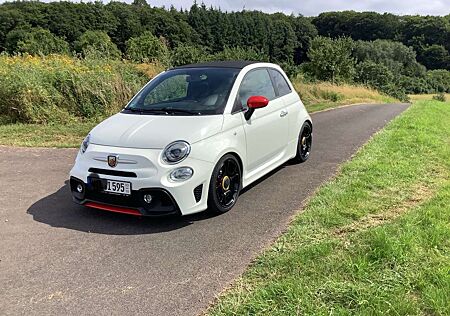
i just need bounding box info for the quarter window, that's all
[238,69,276,107]
[269,69,292,97]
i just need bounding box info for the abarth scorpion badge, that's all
[108,155,119,168]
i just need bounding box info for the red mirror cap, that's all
[247,96,269,109]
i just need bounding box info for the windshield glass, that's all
[125,67,240,115]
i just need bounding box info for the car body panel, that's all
[90,113,224,149]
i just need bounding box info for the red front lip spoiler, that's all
[85,202,142,216]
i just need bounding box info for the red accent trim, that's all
[247,95,269,109]
[85,202,142,216]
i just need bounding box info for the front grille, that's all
[193,184,203,202]
[79,176,180,216]
[88,168,137,178]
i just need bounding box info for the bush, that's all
[355,61,394,91]
[305,36,355,83]
[170,44,209,67]
[74,30,121,59]
[7,27,70,55]
[426,69,450,93]
[212,46,269,62]
[432,92,446,102]
[126,31,170,66]
[0,55,161,124]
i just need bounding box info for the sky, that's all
[148,0,450,16]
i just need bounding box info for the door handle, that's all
[280,110,288,117]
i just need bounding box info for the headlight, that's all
[80,134,90,154]
[169,167,194,181]
[162,141,191,164]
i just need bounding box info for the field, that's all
[0,55,395,148]
[208,100,450,315]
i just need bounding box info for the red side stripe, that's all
[85,202,142,216]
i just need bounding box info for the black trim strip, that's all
[88,168,137,178]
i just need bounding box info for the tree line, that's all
[0,1,449,100]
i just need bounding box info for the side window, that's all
[269,69,292,97]
[238,69,276,107]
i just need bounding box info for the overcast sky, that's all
[149,0,449,16]
[0,0,448,16]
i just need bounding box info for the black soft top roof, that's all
[171,60,260,70]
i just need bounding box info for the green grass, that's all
[0,122,95,147]
[208,100,450,316]
[0,87,396,148]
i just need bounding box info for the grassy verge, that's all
[0,122,95,148]
[208,100,450,315]
[0,82,397,148]
[294,79,397,113]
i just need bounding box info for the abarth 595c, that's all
[70,61,312,216]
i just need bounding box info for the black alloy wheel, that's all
[293,122,312,163]
[208,154,242,214]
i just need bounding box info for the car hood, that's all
[90,113,224,149]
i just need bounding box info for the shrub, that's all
[355,61,394,91]
[305,36,355,83]
[212,46,269,62]
[170,44,209,67]
[432,92,446,102]
[6,27,70,55]
[426,69,450,93]
[0,55,158,124]
[353,39,425,77]
[74,30,121,59]
[126,31,170,66]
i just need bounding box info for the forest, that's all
[0,0,449,124]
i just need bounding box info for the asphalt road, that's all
[0,103,409,316]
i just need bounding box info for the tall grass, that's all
[0,54,162,124]
[292,78,396,112]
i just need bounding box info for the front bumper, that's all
[69,144,214,216]
[70,176,182,216]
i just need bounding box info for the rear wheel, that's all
[293,122,312,163]
[207,154,242,214]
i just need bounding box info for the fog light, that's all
[76,184,83,193]
[169,167,194,182]
[143,194,153,204]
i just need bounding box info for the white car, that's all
[70,61,312,216]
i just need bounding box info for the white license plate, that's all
[104,180,131,195]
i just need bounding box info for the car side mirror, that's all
[245,96,269,120]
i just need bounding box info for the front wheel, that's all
[207,154,242,214]
[293,122,312,163]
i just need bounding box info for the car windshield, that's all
[124,67,240,115]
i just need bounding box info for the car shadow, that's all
[27,181,220,235]
[27,162,289,235]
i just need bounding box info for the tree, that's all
[16,27,69,55]
[355,60,394,91]
[305,36,355,83]
[74,30,121,59]
[126,31,169,65]
[269,19,296,64]
[170,44,209,66]
[353,39,425,76]
[212,46,269,62]
[418,45,450,70]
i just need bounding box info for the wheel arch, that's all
[304,119,313,132]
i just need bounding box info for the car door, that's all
[238,68,289,172]
[268,68,300,145]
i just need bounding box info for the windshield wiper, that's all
[125,108,169,115]
[154,108,201,115]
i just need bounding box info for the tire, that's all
[293,122,313,163]
[207,154,242,214]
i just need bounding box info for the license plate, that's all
[104,180,131,196]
